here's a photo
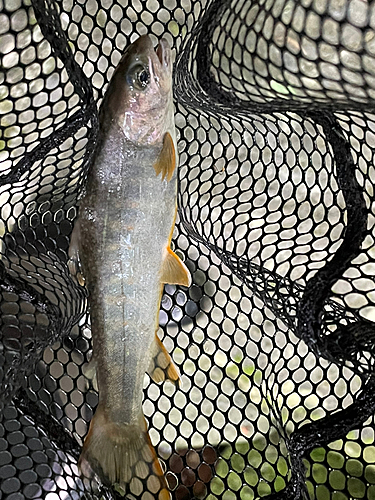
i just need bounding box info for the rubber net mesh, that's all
[1,0,375,499]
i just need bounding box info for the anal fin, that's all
[161,247,191,287]
[153,132,176,182]
[148,334,180,386]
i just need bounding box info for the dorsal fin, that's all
[68,218,85,286]
[82,358,98,392]
[153,132,176,182]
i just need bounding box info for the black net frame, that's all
[1,0,375,499]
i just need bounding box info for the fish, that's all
[68,34,191,497]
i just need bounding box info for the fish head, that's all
[102,35,174,145]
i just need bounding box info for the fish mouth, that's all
[155,39,171,69]
[129,35,171,69]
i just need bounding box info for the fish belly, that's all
[79,127,176,425]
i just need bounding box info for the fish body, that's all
[70,35,191,497]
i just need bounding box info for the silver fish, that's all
[69,35,191,497]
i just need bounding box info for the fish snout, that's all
[130,35,170,69]
[132,34,154,53]
[156,39,171,69]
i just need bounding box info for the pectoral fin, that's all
[153,132,176,182]
[148,334,180,385]
[161,247,191,287]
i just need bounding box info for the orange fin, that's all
[148,334,180,386]
[79,404,170,499]
[153,132,176,182]
[161,247,191,287]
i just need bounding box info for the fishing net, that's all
[1,0,375,498]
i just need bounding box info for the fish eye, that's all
[138,69,149,87]
[128,64,150,90]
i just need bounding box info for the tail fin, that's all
[79,404,170,499]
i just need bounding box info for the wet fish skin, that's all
[70,35,190,497]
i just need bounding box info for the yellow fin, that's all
[79,404,170,499]
[148,335,180,385]
[161,247,191,287]
[153,132,176,182]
